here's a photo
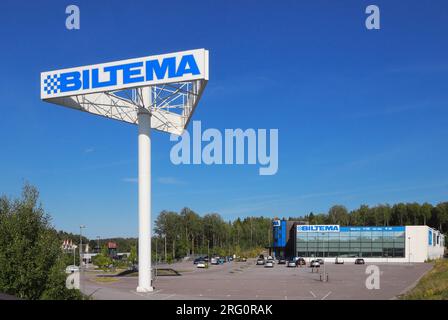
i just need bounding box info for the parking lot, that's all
[80,259,432,300]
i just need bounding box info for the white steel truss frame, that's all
[43,78,207,135]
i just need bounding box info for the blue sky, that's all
[0,0,447,238]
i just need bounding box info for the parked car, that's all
[287,259,297,267]
[296,257,306,266]
[310,260,320,268]
[277,257,286,264]
[355,258,365,265]
[202,256,209,262]
[335,257,344,264]
[193,257,204,264]
[65,265,79,274]
[197,261,206,268]
[316,258,324,265]
[218,257,225,264]
[210,257,219,265]
[256,257,266,265]
[265,260,274,268]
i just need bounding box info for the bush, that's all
[0,184,83,299]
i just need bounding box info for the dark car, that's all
[193,257,204,264]
[355,258,365,265]
[278,257,286,264]
[296,257,306,266]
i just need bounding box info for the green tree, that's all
[92,245,112,271]
[0,184,83,299]
[128,245,137,266]
[328,205,349,225]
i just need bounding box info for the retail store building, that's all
[272,219,445,263]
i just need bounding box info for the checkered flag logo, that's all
[43,74,61,95]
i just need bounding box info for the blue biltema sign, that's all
[41,49,209,99]
[297,225,340,232]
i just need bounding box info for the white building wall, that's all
[406,226,428,263]
[427,227,445,260]
[296,225,445,263]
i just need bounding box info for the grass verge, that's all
[400,259,448,300]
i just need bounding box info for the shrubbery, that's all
[0,184,83,300]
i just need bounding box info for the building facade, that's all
[272,219,307,258]
[273,220,445,263]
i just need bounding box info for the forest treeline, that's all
[57,202,448,260]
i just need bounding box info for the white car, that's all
[335,257,344,264]
[65,265,80,274]
[265,260,274,268]
[197,261,206,268]
[310,260,320,268]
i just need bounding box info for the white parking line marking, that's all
[321,291,332,300]
[309,291,316,298]
[162,294,176,300]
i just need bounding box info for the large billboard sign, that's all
[41,48,209,100]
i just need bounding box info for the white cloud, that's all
[157,177,186,185]
[122,177,138,183]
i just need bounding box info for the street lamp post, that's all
[164,234,167,263]
[97,236,100,253]
[79,225,85,269]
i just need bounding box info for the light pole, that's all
[73,243,76,267]
[164,234,167,263]
[96,236,100,253]
[79,225,85,268]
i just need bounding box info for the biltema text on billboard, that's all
[41,49,208,99]
[297,225,341,232]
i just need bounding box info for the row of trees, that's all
[297,203,448,232]
[153,208,272,261]
[67,202,448,262]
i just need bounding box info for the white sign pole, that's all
[136,87,154,292]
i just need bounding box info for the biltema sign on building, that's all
[41,49,209,99]
[297,225,340,232]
